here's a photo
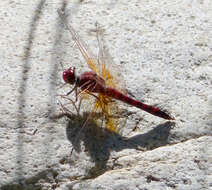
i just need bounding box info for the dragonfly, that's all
[58,11,174,133]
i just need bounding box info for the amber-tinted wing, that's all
[92,94,121,133]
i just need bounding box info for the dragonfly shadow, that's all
[65,112,175,178]
[65,112,114,177]
[116,121,175,151]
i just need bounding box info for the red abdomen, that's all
[105,87,174,120]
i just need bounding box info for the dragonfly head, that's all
[63,67,76,84]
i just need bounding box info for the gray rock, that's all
[0,0,211,189]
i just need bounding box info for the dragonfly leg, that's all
[72,81,97,115]
[78,80,96,97]
[59,80,98,119]
[59,99,75,118]
[65,85,80,105]
[48,98,75,121]
[57,95,80,115]
[74,86,79,102]
[66,84,77,96]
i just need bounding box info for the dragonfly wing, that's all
[58,10,100,74]
[93,94,123,133]
[95,23,126,94]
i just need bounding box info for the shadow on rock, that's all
[0,169,58,190]
[65,111,175,178]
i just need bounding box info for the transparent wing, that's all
[95,23,126,94]
[58,10,100,74]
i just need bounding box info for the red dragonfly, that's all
[59,11,174,132]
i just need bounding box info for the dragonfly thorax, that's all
[63,67,77,85]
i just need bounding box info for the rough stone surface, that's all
[0,0,211,190]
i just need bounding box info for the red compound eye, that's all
[63,67,76,84]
